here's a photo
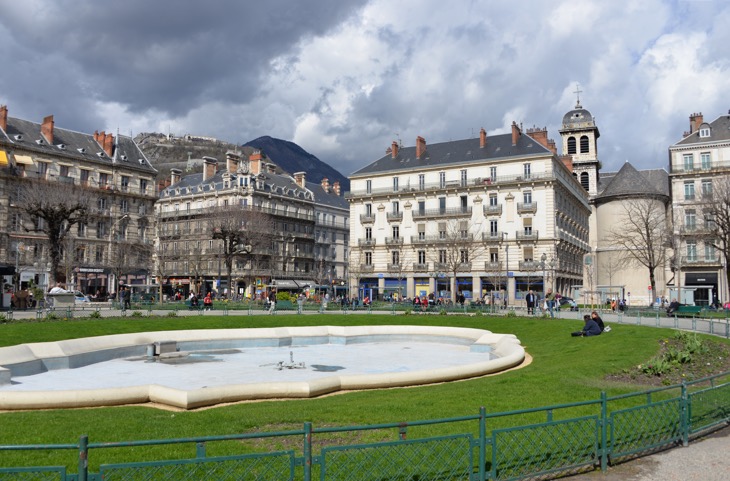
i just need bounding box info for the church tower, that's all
[558,86,600,196]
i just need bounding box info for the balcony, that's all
[358,238,376,247]
[413,262,429,272]
[519,260,542,270]
[386,211,403,221]
[387,263,402,271]
[483,204,502,216]
[516,202,537,214]
[484,261,501,271]
[516,230,539,242]
[680,225,712,235]
[482,232,503,242]
[360,264,375,272]
[58,175,75,185]
[412,207,472,219]
[682,255,720,266]
[360,214,375,224]
[410,235,428,244]
[385,237,404,245]
[433,262,448,271]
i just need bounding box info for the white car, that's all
[74,291,91,304]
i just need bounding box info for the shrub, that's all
[89,311,102,319]
[166,311,178,317]
[403,308,412,316]
[46,312,60,321]
[130,311,143,318]
[276,292,292,302]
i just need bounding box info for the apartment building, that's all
[347,122,590,303]
[668,112,730,305]
[0,105,157,300]
[156,151,348,298]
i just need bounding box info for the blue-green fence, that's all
[2,372,729,481]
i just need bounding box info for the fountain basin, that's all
[0,325,525,410]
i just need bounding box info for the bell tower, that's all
[559,85,600,196]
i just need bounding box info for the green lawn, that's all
[0,313,727,469]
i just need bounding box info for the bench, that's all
[673,305,703,317]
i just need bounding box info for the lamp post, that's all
[541,252,547,298]
[501,232,509,307]
[108,214,129,294]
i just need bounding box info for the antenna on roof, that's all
[394,133,401,147]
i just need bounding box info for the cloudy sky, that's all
[1,0,728,177]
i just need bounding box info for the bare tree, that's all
[699,176,730,297]
[605,198,669,301]
[209,206,275,298]
[386,243,410,300]
[20,182,90,285]
[431,220,485,302]
[347,250,366,300]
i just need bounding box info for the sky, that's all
[1,0,729,178]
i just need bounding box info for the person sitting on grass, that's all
[572,314,602,337]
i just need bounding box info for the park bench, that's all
[673,305,703,317]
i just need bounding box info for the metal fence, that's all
[2,372,729,481]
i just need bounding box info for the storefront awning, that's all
[14,154,33,165]
[269,279,316,290]
[0,150,7,167]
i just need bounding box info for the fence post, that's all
[303,422,312,481]
[600,392,608,473]
[681,383,689,447]
[78,435,88,481]
[479,406,487,481]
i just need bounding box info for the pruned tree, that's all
[386,242,409,301]
[347,250,366,300]
[430,219,485,302]
[209,206,275,298]
[20,182,90,285]
[605,198,669,302]
[699,176,730,296]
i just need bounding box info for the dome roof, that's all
[562,101,596,128]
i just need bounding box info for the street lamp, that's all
[501,232,509,306]
[108,214,130,293]
[541,252,547,297]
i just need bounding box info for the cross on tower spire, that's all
[573,83,583,108]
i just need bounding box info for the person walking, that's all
[546,288,556,318]
[525,290,536,315]
[268,290,277,314]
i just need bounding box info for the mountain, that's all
[243,136,350,192]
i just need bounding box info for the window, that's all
[99,172,109,188]
[524,218,533,235]
[705,243,716,261]
[439,197,446,213]
[392,225,400,238]
[139,226,147,242]
[37,162,48,179]
[418,224,425,240]
[120,176,130,191]
[140,179,148,194]
[120,199,129,213]
[392,201,399,214]
[418,250,426,264]
[460,195,467,210]
[365,252,372,265]
[460,169,467,187]
[365,203,372,216]
[95,246,104,263]
[80,169,90,186]
[391,251,400,265]
[59,165,70,178]
[460,220,468,239]
[699,127,711,138]
[97,221,107,238]
[489,194,498,206]
[684,181,695,200]
[392,177,399,192]
[439,250,447,264]
[701,152,711,170]
[523,247,534,262]
[489,167,497,182]
[439,172,446,188]
[683,154,694,171]
[686,241,697,261]
[705,211,716,229]
[366,180,372,194]
[567,136,576,155]
[460,250,469,263]
[365,227,372,240]
[490,249,499,262]
[489,220,498,235]
[580,135,590,153]
[685,209,696,230]
[523,163,531,179]
[438,222,446,239]
[701,180,712,198]
[580,172,589,191]
[418,174,425,190]
[77,222,86,237]
[523,191,532,204]
[417,200,425,215]
[34,217,45,230]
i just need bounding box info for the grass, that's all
[1,313,729,470]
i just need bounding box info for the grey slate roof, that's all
[306,181,348,210]
[0,116,156,174]
[674,114,730,145]
[596,163,669,204]
[350,131,551,177]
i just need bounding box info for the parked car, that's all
[558,297,578,311]
[74,291,91,304]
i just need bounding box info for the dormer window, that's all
[35,139,44,145]
[13,134,23,141]
[699,127,711,138]
[96,151,105,157]
[56,143,66,150]
[120,154,128,161]
[77,147,86,153]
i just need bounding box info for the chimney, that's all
[526,126,551,150]
[479,128,487,148]
[321,177,330,192]
[93,130,99,143]
[511,121,521,146]
[170,168,182,186]
[0,105,7,132]
[97,131,106,150]
[416,136,426,159]
[267,163,276,174]
[293,171,306,188]
[689,112,704,134]
[391,141,399,159]
[41,115,54,144]
[225,151,240,173]
[103,132,114,157]
[332,180,341,196]
[203,156,218,181]
[249,151,263,174]
[547,139,557,155]
[560,154,573,172]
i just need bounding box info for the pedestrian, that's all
[297,292,305,314]
[545,288,556,318]
[268,290,277,314]
[525,289,536,315]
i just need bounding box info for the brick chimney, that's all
[225,151,240,173]
[293,171,306,188]
[0,105,7,132]
[321,177,330,192]
[391,141,399,159]
[41,115,54,144]
[689,112,704,134]
[416,136,426,159]
[560,154,573,172]
[170,168,182,186]
[479,128,487,148]
[103,132,114,157]
[547,139,557,155]
[332,180,341,196]
[96,131,106,150]
[526,126,556,153]
[203,156,217,181]
[511,121,521,146]
[249,151,263,174]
